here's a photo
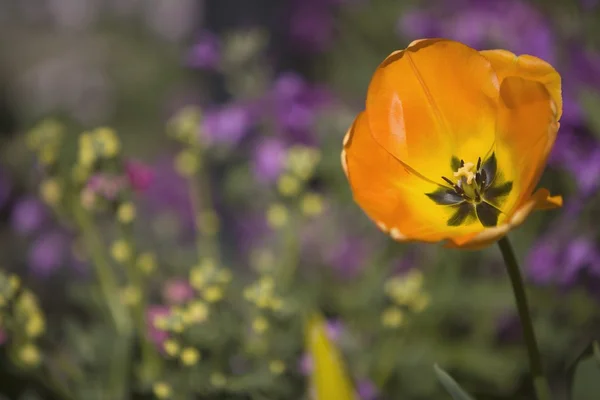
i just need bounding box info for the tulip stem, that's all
[498,236,552,400]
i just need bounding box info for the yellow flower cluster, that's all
[188,258,231,304]
[0,273,46,368]
[381,269,430,329]
[285,145,321,181]
[268,145,325,227]
[26,119,65,166]
[153,301,210,338]
[78,127,121,169]
[167,106,203,145]
[243,275,284,312]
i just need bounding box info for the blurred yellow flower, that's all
[120,286,142,306]
[252,316,269,334]
[269,359,286,375]
[203,286,223,303]
[117,202,136,224]
[381,307,405,329]
[277,174,301,197]
[163,339,180,357]
[25,313,46,338]
[40,179,62,206]
[301,193,324,217]
[174,149,199,177]
[19,344,41,367]
[180,347,200,366]
[136,252,157,274]
[305,313,357,400]
[152,382,172,399]
[185,301,209,324]
[287,145,321,180]
[266,203,288,228]
[111,240,131,263]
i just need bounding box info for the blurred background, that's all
[0,0,599,399]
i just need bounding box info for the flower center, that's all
[442,157,487,204]
[425,153,514,228]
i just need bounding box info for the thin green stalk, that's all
[498,236,552,400]
[73,201,132,399]
[73,202,128,334]
[119,225,161,383]
[189,156,220,263]
[279,215,300,290]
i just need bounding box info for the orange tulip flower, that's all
[342,38,563,249]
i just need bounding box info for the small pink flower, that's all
[162,279,195,305]
[146,305,171,347]
[86,174,128,200]
[125,160,154,193]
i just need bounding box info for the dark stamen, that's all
[481,169,487,187]
[475,171,481,186]
[442,176,455,186]
[460,159,464,167]
[477,157,481,171]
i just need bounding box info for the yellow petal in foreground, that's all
[343,38,562,249]
[305,313,357,400]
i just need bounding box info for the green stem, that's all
[73,202,128,334]
[73,202,132,399]
[189,157,220,263]
[120,225,161,383]
[497,237,551,400]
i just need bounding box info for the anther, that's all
[476,157,481,171]
[460,159,464,167]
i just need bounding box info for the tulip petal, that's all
[446,188,562,249]
[305,313,357,400]
[343,112,482,242]
[495,76,559,217]
[366,39,499,182]
[480,49,562,119]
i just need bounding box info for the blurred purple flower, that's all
[326,319,344,342]
[268,72,332,142]
[327,236,370,278]
[398,10,438,38]
[186,32,221,70]
[527,235,600,285]
[289,0,336,53]
[144,157,194,235]
[357,379,378,400]
[146,305,171,348]
[298,353,313,375]
[398,1,555,63]
[11,196,47,236]
[202,103,254,145]
[28,231,67,276]
[125,159,154,193]
[581,0,600,10]
[162,279,195,305]
[251,138,287,183]
[527,240,559,285]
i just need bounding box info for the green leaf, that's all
[434,364,476,400]
[572,355,600,400]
